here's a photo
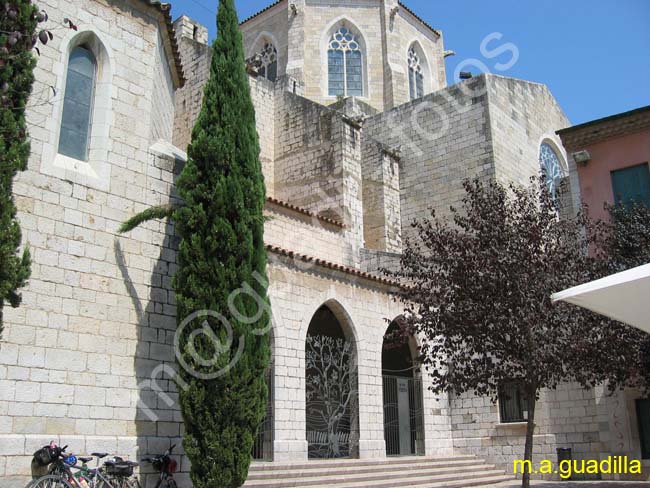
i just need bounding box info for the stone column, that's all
[268,275,309,461]
[356,338,387,458]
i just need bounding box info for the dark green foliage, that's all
[172,0,270,486]
[118,204,178,234]
[0,0,36,336]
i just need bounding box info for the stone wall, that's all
[389,3,446,107]
[0,0,186,485]
[361,140,402,253]
[150,32,176,144]
[364,74,575,243]
[364,75,496,243]
[449,383,647,480]
[264,205,347,265]
[172,16,211,153]
[272,90,365,266]
[172,21,281,197]
[487,75,570,189]
[253,77,278,197]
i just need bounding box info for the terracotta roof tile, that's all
[267,245,402,288]
[266,197,346,228]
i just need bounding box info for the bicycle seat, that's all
[92,452,109,459]
[79,457,93,464]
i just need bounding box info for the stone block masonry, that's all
[3,0,641,485]
[0,0,188,485]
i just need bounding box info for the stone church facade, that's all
[0,0,647,486]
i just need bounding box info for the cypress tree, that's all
[0,1,35,336]
[121,0,270,485]
[174,0,270,485]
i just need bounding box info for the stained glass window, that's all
[540,143,566,200]
[408,47,424,100]
[328,27,363,97]
[58,46,96,161]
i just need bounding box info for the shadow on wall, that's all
[114,150,187,488]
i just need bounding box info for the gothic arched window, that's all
[258,42,278,82]
[408,46,424,100]
[58,46,97,161]
[328,27,363,97]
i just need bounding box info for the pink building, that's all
[557,105,650,222]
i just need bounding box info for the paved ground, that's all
[494,482,650,487]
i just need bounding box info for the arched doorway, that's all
[382,319,425,456]
[305,304,359,459]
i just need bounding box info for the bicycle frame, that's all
[48,459,112,488]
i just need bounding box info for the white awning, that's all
[551,264,650,333]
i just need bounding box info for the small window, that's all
[328,26,363,97]
[408,47,424,100]
[58,46,97,161]
[636,399,650,459]
[611,163,650,208]
[499,382,529,423]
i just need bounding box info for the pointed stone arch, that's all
[305,299,360,458]
[381,316,425,456]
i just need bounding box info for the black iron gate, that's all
[253,365,273,461]
[382,375,425,456]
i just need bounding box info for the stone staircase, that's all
[244,455,514,488]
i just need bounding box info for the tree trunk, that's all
[522,386,537,488]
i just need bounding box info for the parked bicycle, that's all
[28,443,140,488]
[141,444,178,488]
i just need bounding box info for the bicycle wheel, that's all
[126,478,142,488]
[30,475,74,488]
[94,479,117,488]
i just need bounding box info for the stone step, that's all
[244,470,510,488]
[247,462,498,481]
[243,456,513,488]
[249,455,478,472]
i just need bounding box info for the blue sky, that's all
[171,0,650,125]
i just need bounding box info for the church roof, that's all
[398,1,441,37]
[241,0,285,25]
[138,1,185,88]
[240,0,441,38]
